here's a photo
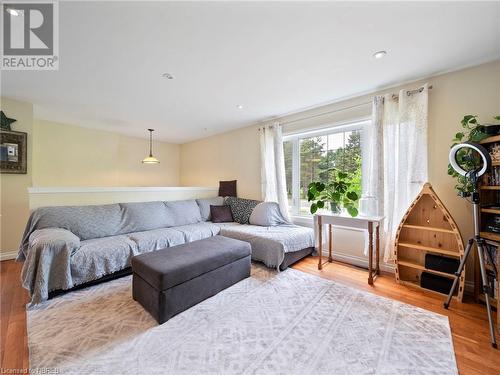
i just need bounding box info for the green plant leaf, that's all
[310,203,318,214]
[346,205,358,217]
[346,191,358,201]
[317,200,325,208]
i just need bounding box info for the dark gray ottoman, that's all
[131,235,251,324]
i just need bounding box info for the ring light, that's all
[449,142,491,178]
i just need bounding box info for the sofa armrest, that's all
[29,228,80,250]
[21,228,80,304]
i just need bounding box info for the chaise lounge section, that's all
[17,197,314,304]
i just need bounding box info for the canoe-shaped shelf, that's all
[394,183,465,302]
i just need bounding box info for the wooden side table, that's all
[315,213,384,285]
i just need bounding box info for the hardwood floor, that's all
[1,257,498,374]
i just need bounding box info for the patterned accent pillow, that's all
[225,197,261,224]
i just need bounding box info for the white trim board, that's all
[28,186,218,194]
[0,251,18,261]
[28,186,220,209]
[320,250,395,274]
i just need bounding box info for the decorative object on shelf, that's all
[394,183,465,301]
[307,169,359,216]
[444,143,497,347]
[448,114,500,195]
[0,111,16,131]
[142,128,159,164]
[490,143,500,163]
[0,130,27,174]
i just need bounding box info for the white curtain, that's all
[259,123,291,222]
[365,84,429,261]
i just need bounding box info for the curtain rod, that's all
[277,84,432,127]
[391,85,433,101]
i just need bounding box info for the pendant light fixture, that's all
[142,129,160,164]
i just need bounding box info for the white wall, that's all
[181,60,500,275]
[0,98,34,259]
[0,107,183,256]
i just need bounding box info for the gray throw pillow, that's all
[225,197,261,224]
[196,197,224,221]
[249,202,288,226]
[164,200,202,226]
[31,204,123,240]
[120,201,171,233]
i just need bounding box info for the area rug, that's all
[27,265,458,374]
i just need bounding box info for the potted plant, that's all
[307,169,360,217]
[448,115,500,195]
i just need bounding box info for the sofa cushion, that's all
[127,228,186,253]
[171,222,220,242]
[119,201,170,233]
[70,235,138,286]
[219,224,315,269]
[164,200,202,226]
[196,197,224,221]
[131,235,251,290]
[225,197,261,224]
[30,204,123,240]
[249,202,288,226]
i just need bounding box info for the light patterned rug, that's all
[27,265,458,375]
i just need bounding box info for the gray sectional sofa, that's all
[17,197,314,304]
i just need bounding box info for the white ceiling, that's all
[2,1,500,143]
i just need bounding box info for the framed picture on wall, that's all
[0,130,27,174]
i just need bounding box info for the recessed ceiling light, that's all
[161,73,174,80]
[236,105,243,109]
[6,8,20,16]
[373,50,387,59]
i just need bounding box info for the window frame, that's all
[283,118,370,216]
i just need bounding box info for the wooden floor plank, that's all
[1,256,499,374]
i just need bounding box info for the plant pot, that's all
[329,201,342,214]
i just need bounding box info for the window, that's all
[283,120,368,215]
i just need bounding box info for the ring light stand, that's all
[444,142,497,348]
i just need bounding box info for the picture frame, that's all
[0,130,27,174]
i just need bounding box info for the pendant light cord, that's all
[148,128,154,157]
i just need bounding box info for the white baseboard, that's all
[0,251,18,261]
[320,250,395,273]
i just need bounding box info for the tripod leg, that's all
[444,238,473,309]
[477,241,498,348]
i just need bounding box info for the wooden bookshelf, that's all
[402,224,454,234]
[480,231,500,242]
[480,134,500,144]
[394,184,465,301]
[482,208,500,215]
[477,135,500,332]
